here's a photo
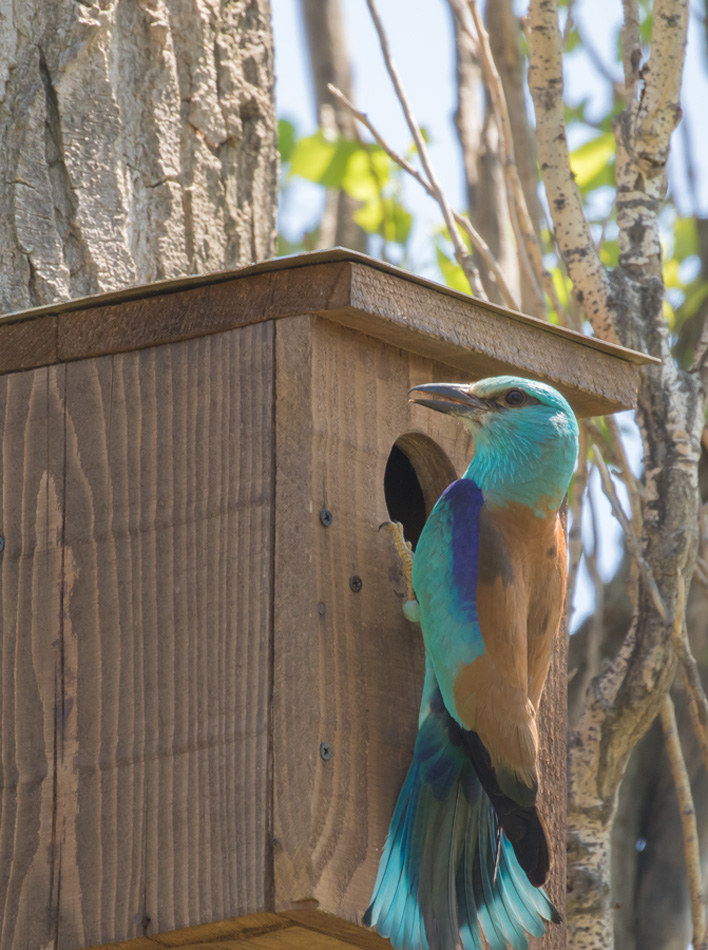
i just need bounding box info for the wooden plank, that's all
[281,911,394,950]
[272,315,566,946]
[83,912,384,950]
[0,313,57,374]
[234,925,356,949]
[55,263,350,366]
[271,315,457,914]
[0,250,648,420]
[0,323,275,949]
[0,365,66,950]
[343,262,639,417]
[153,913,289,947]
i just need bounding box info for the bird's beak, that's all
[408,382,494,419]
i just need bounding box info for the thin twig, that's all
[459,0,573,325]
[577,24,625,97]
[592,444,667,621]
[574,479,605,706]
[364,0,485,297]
[680,665,708,781]
[605,416,644,536]
[327,83,519,308]
[690,313,708,373]
[464,0,571,322]
[660,692,706,949]
[673,583,708,781]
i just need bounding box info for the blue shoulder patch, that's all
[438,479,484,623]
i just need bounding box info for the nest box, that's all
[0,250,650,950]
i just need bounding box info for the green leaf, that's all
[570,132,616,191]
[600,240,619,268]
[640,11,653,45]
[341,146,390,200]
[681,281,708,319]
[278,119,297,164]
[663,257,682,290]
[289,130,360,188]
[673,217,698,261]
[354,196,412,245]
[435,247,469,293]
[564,26,581,53]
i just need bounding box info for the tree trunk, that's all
[299,0,367,252]
[0,0,278,315]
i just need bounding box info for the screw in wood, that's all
[319,742,332,761]
[349,575,362,593]
[319,508,333,527]
[0,536,4,553]
[317,602,326,616]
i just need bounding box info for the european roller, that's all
[364,376,579,950]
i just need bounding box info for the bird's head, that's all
[409,375,579,516]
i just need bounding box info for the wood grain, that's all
[83,911,392,950]
[0,324,275,948]
[0,364,67,950]
[272,314,566,948]
[0,250,647,419]
[344,262,639,417]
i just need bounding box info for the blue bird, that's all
[365,376,579,950]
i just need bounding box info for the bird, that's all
[364,375,579,950]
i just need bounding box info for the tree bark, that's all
[450,3,520,307]
[0,0,278,315]
[528,1,706,947]
[299,0,367,251]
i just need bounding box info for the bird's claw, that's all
[380,520,417,612]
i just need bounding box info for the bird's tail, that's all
[364,684,558,950]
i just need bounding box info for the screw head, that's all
[319,508,333,527]
[317,602,326,616]
[349,575,362,593]
[320,742,332,761]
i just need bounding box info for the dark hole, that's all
[384,444,427,550]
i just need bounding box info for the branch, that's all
[327,83,520,309]
[484,0,548,316]
[452,0,574,325]
[620,0,641,104]
[527,0,618,343]
[604,415,644,538]
[615,0,689,275]
[660,693,707,949]
[592,444,667,621]
[448,2,522,308]
[363,0,484,297]
[676,623,708,779]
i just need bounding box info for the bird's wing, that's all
[412,478,538,806]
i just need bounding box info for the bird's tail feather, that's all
[364,716,558,950]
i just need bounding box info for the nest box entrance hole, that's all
[384,434,458,549]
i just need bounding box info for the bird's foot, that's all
[379,521,418,621]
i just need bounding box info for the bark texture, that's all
[451,3,520,307]
[299,0,367,251]
[0,0,278,315]
[528,1,707,947]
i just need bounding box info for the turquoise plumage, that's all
[365,376,579,950]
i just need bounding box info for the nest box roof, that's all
[0,248,654,416]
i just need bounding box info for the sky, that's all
[271,0,707,629]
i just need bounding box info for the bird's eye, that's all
[504,389,526,406]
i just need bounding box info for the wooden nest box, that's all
[0,250,649,950]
